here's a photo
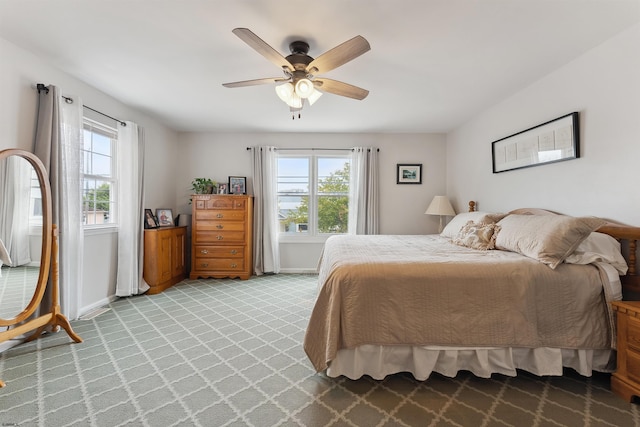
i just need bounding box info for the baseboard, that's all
[278,268,318,274]
[77,295,118,320]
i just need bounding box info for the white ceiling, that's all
[1,0,639,134]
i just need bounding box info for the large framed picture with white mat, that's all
[492,112,579,173]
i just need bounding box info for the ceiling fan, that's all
[222,28,371,118]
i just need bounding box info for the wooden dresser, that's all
[143,226,187,294]
[190,194,253,280]
[611,300,640,402]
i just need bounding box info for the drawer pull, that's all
[216,224,223,229]
[200,263,209,267]
[230,249,237,255]
[217,235,224,240]
[230,263,238,268]
[200,249,209,254]
[216,213,223,218]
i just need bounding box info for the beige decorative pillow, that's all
[495,214,606,269]
[441,211,507,238]
[452,220,500,250]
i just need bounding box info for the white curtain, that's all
[0,156,33,266]
[34,85,84,320]
[116,122,148,296]
[251,146,280,275]
[349,147,379,235]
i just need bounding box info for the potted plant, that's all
[191,178,216,194]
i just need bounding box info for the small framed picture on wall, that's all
[229,176,247,194]
[396,164,422,184]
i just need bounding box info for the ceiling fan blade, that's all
[307,36,370,75]
[222,78,289,88]
[314,78,369,100]
[232,28,294,73]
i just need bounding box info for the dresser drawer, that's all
[194,246,243,258]
[627,350,640,384]
[628,316,640,351]
[196,210,246,221]
[193,258,245,271]
[194,197,246,210]
[194,231,245,244]
[196,221,245,232]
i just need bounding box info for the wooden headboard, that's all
[509,207,640,300]
[598,222,640,300]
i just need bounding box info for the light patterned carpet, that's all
[0,265,40,319]
[1,274,639,426]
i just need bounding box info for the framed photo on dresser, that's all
[156,209,174,227]
[229,176,246,194]
[144,209,159,229]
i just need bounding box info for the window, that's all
[29,167,42,227]
[82,118,117,226]
[277,152,351,236]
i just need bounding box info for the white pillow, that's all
[441,211,506,238]
[564,232,628,275]
[495,214,605,269]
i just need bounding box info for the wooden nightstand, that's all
[611,300,640,402]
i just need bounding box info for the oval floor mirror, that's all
[0,148,82,387]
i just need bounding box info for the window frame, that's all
[277,150,351,242]
[82,117,118,231]
[27,167,43,237]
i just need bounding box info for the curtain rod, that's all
[36,83,127,127]
[246,147,379,152]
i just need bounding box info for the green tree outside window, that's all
[284,162,350,233]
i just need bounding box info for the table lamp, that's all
[425,196,456,233]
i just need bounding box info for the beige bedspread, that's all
[304,234,612,372]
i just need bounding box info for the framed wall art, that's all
[396,164,422,184]
[229,176,246,194]
[156,209,174,227]
[492,112,579,173]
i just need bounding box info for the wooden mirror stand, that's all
[0,149,82,387]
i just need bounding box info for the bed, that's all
[303,203,640,380]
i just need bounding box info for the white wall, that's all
[175,132,447,271]
[0,37,179,316]
[7,21,635,294]
[446,23,640,226]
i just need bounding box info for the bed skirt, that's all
[326,345,616,380]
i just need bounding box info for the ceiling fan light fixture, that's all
[307,89,323,106]
[224,28,371,119]
[275,82,295,103]
[286,92,303,109]
[294,78,315,98]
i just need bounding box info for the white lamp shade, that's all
[287,93,303,108]
[275,83,294,103]
[424,196,456,216]
[307,88,323,105]
[295,78,315,98]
